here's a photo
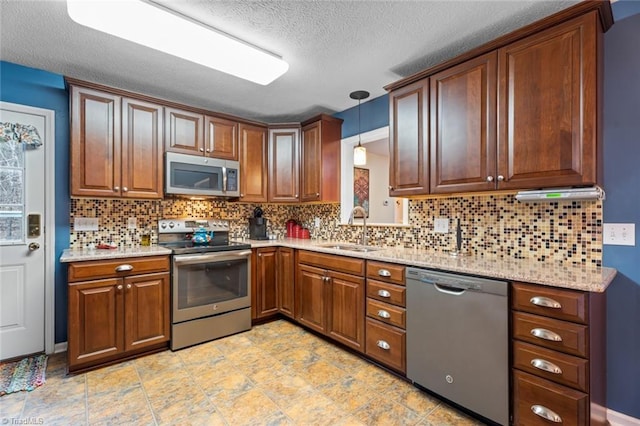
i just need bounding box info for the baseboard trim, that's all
[53,342,67,354]
[608,409,640,426]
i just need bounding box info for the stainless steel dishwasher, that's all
[406,267,509,425]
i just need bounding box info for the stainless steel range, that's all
[158,218,252,350]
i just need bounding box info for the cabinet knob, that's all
[117,285,123,290]
[486,176,494,182]
[529,296,562,309]
[531,405,562,423]
[206,149,211,153]
[376,340,391,350]
[199,148,204,152]
[114,186,120,191]
[497,175,505,181]
[122,187,128,192]
[126,284,132,289]
[388,186,393,190]
[294,194,298,198]
[316,193,320,197]
[258,253,262,257]
[530,328,562,342]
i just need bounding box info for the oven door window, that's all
[170,161,222,191]
[177,258,247,309]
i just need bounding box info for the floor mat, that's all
[0,354,47,396]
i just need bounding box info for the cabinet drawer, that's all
[514,341,588,392]
[365,318,406,373]
[298,250,364,276]
[513,370,587,426]
[68,256,170,282]
[367,279,406,306]
[512,282,587,324]
[366,261,405,285]
[366,298,406,329]
[513,312,588,358]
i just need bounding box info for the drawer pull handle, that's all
[377,290,391,298]
[531,328,563,342]
[531,405,562,423]
[531,358,563,375]
[377,310,391,319]
[115,264,134,272]
[530,296,562,309]
[378,269,391,277]
[376,340,390,350]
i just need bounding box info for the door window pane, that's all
[0,141,25,244]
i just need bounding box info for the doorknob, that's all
[28,242,40,251]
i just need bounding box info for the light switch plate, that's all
[603,223,636,246]
[74,217,99,231]
[127,217,137,229]
[434,218,449,233]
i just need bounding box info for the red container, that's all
[286,219,297,238]
[293,224,302,238]
[300,228,311,239]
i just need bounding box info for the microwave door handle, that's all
[222,166,227,193]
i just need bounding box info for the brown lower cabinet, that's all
[296,250,365,352]
[511,282,607,425]
[252,247,296,321]
[67,256,170,373]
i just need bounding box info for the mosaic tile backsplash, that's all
[69,194,602,266]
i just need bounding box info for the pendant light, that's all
[350,90,370,166]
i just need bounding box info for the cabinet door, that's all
[277,247,295,318]
[296,263,327,334]
[327,270,365,352]
[239,123,268,202]
[164,107,204,154]
[68,278,124,369]
[205,116,238,160]
[389,79,429,196]
[121,98,164,199]
[253,247,279,319]
[430,52,497,193]
[300,121,322,202]
[70,86,121,197]
[497,12,598,189]
[268,128,299,202]
[124,272,170,351]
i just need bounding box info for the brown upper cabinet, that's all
[268,126,300,203]
[164,107,204,155]
[387,2,611,196]
[430,52,497,193]
[205,115,238,160]
[300,114,343,203]
[496,12,599,190]
[239,123,269,202]
[70,84,163,199]
[388,80,429,197]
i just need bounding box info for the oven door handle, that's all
[174,250,252,265]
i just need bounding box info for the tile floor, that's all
[0,320,486,425]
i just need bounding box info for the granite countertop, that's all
[60,245,172,262]
[244,238,617,293]
[59,239,616,292]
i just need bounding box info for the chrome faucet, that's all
[348,206,368,246]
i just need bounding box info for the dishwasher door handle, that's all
[433,283,466,295]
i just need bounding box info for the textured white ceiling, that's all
[0,0,580,123]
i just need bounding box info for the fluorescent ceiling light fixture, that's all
[66,0,289,85]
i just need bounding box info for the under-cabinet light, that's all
[66,0,289,85]
[515,187,605,202]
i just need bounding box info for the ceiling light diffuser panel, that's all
[66,0,289,85]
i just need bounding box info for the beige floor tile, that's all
[176,341,224,365]
[212,333,254,354]
[86,362,140,396]
[353,395,423,426]
[282,392,346,426]
[87,385,155,425]
[237,355,292,385]
[317,375,376,413]
[419,403,487,426]
[149,390,218,425]
[298,359,348,387]
[135,349,184,381]
[215,387,282,424]
[258,374,315,408]
[392,382,441,415]
[315,344,371,372]
[352,362,407,394]
[201,370,255,401]
[0,390,27,419]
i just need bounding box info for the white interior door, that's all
[0,105,49,360]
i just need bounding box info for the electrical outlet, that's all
[74,217,99,231]
[314,217,321,228]
[603,223,636,246]
[127,217,137,229]
[434,218,449,233]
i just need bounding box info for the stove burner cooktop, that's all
[157,218,251,255]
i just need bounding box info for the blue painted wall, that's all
[0,61,70,343]
[333,94,389,138]
[602,11,640,419]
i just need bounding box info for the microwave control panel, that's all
[227,169,238,192]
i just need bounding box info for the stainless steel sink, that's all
[316,243,383,252]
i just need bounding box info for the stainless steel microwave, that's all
[165,152,240,197]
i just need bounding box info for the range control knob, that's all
[160,223,167,229]
[168,222,175,228]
